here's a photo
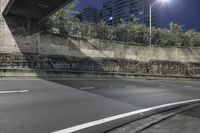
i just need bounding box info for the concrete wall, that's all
[1,14,200,63]
[0,53,200,78]
[0,15,200,78]
[2,29,200,63]
[0,15,20,53]
[38,33,200,63]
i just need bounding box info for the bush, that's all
[46,10,200,47]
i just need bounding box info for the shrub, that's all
[46,9,200,47]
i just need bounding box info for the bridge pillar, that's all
[0,0,73,54]
[0,0,20,53]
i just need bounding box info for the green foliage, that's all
[46,0,80,33]
[151,23,200,47]
[184,30,200,47]
[46,8,200,47]
[95,20,111,39]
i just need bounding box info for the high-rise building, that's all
[102,0,159,27]
[129,0,159,27]
[112,0,130,25]
[80,6,101,23]
[102,0,113,25]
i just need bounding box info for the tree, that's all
[168,22,185,46]
[46,0,80,33]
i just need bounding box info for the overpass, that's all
[2,0,73,20]
[0,0,73,53]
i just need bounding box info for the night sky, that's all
[76,0,200,31]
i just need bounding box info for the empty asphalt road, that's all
[0,78,200,133]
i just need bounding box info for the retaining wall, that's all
[0,53,200,78]
[0,15,200,78]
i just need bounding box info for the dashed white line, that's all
[159,86,167,88]
[184,86,192,88]
[52,99,200,133]
[80,87,95,90]
[126,86,136,88]
[0,90,29,94]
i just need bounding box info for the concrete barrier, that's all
[0,53,199,79]
[0,14,200,79]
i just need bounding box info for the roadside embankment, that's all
[0,53,200,79]
[108,103,200,133]
[1,15,200,79]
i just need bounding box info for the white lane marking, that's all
[184,86,192,88]
[80,87,95,90]
[126,86,136,88]
[159,86,167,88]
[0,90,29,94]
[52,99,200,133]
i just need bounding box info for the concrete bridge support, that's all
[0,0,72,53]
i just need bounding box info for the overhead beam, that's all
[2,0,15,15]
[38,0,73,22]
[3,0,74,20]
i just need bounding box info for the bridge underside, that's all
[0,0,73,54]
[3,0,73,20]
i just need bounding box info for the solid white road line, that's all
[0,90,29,94]
[52,99,200,133]
[80,87,95,90]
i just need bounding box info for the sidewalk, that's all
[108,104,200,133]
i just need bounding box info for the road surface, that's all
[0,78,200,133]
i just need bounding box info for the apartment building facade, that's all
[80,6,101,23]
[102,0,113,25]
[102,0,159,27]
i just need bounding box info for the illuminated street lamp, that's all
[149,0,169,45]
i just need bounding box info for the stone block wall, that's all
[0,14,200,78]
[0,53,200,78]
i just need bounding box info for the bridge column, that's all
[0,0,20,53]
[0,0,73,54]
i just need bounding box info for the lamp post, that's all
[149,0,168,45]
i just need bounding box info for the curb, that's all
[0,68,200,81]
[108,103,200,133]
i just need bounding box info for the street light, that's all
[149,0,169,45]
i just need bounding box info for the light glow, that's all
[160,0,169,4]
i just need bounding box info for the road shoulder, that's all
[108,103,200,133]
